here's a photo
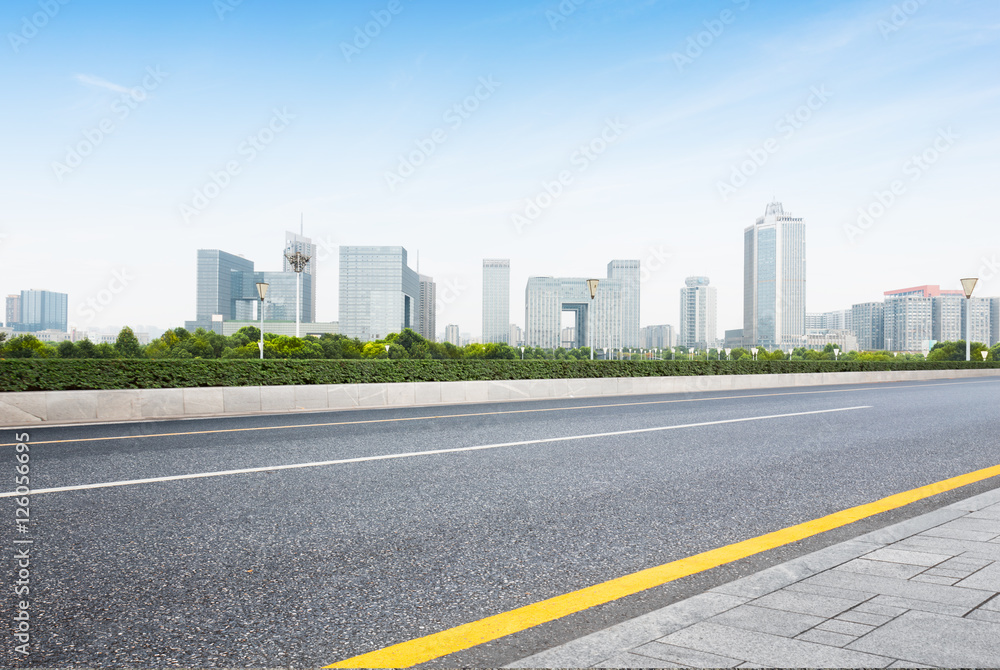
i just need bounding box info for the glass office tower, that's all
[338,246,420,341]
[482,259,510,344]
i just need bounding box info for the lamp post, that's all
[255,282,269,360]
[833,345,840,361]
[725,348,731,361]
[981,350,989,362]
[520,346,525,360]
[385,344,390,358]
[961,278,979,361]
[284,247,312,338]
[586,279,599,360]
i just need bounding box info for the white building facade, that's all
[743,202,806,349]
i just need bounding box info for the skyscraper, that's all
[679,276,717,349]
[188,250,256,331]
[418,275,436,341]
[991,297,1000,346]
[5,294,20,328]
[283,229,317,321]
[851,301,885,351]
[444,324,460,345]
[16,290,68,332]
[339,246,420,341]
[482,259,510,344]
[964,297,992,345]
[743,202,806,349]
[883,294,933,352]
[524,260,640,350]
[932,294,964,342]
[255,271,313,322]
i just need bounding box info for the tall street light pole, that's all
[284,248,312,338]
[587,279,599,361]
[255,282,269,360]
[961,278,979,361]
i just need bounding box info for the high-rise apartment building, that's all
[932,294,964,342]
[851,302,885,351]
[418,275,436,341]
[16,290,68,332]
[883,294,933,352]
[444,324,460,345]
[482,259,510,344]
[524,260,640,350]
[5,294,20,328]
[743,201,806,349]
[991,297,1000,346]
[964,297,992,345]
[283,230,317,322]
[679,276,717,349]
[338,246,420,341]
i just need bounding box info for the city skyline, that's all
[2,1,998,335]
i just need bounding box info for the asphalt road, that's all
[2,378,1000,667]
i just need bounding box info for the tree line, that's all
[0,327,997,362]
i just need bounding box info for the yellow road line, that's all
[327,460,1000,668]
[2,379,992,448]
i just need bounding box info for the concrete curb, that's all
[1,368,997,428]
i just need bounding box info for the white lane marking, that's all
[1,406,872,498]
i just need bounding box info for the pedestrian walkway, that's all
[507,488,1000,668]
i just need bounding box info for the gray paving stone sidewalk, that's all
[506,488,1000,669]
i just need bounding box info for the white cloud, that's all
[74,74,131,94]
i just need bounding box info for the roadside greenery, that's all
[1,327,997,391]
[4,326,996,363]
[0,358,997,393]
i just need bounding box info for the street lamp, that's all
[255,281,269,360]
[520,346,525,360]
[586,279,599,360]
[833,345,840,361]
[961,277,979,361]
[385,344,390,358]
[725,348,731,361]
[981,350,989,362]
[284,247,312,338]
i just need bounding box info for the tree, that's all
[75,339,98,358]
[114,327,143,358]
[728,347,750,361]
[57,340,78,358]
[483,343,516,359]
[3,334,48,358]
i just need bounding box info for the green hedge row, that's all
[0,359,997,392]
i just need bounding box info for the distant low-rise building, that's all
[642,324,675,349]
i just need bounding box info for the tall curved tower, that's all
[743,202,806,349]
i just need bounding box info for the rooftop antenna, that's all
[416,249,420,273]
[300,213,303,236]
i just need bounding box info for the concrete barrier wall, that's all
[1,368,998,428]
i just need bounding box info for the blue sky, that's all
[2,0,998,337]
